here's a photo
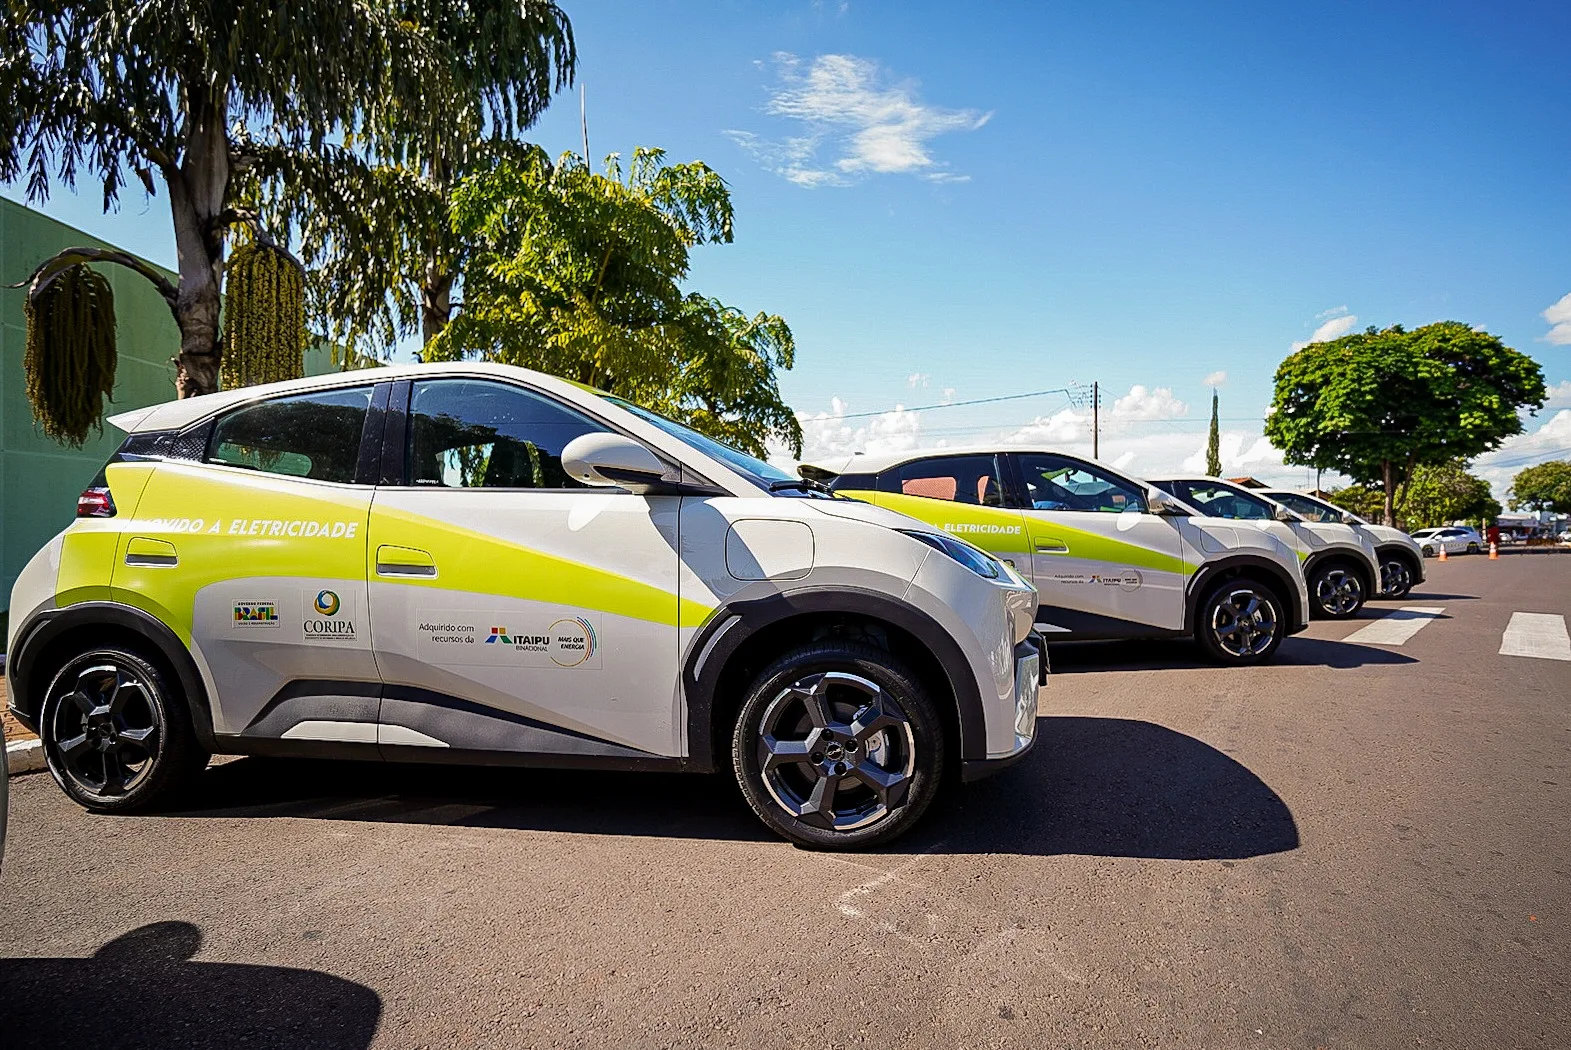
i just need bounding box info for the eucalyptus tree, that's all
[1,0,574,397]
[432,147,804,458]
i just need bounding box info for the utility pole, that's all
[1092,380,1099,460]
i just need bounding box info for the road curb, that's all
[6,738,46,775]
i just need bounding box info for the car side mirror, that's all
[561,433,675,493]
[1273,505,1297,522]
[1147,490,1190,516]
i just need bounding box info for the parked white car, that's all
[1409,526,1484,557]
[1256,490,1427,599]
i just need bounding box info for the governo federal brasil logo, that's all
[313,589,341,616]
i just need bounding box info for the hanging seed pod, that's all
[222,241,306,389]
[22,264,118,447]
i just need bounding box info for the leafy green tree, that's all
[1,0,574,397]
[430,147,803,458]
[1509,460,1571,514]
[1327,484,1384,523]
[1401,459,1500,529]
[1205,390,1221,476]
[1265,322,1545,525]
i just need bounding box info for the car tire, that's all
[731,641,947,850]
[38,646,207,813]
[1466,542,1480,554]
[1309,561,1366,619]
[1378,557,1414,600]
[1195,578,1285,665]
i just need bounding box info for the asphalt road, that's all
[3,551,1569,1049]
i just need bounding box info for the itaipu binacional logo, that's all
[484,618,597,666]
[313,589,341,616]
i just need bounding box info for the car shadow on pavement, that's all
[164,718,1296,860]
[0,921,381,1049]
[915,716,1298,860]
[1401,591,1478,601]
[1047,636,1416,673]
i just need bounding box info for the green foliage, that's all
[1509,460,1571,514]
[1401,460,1500,529]
[1205,390,1221,476]
[1326,485,1384,524]
[222,243,306,389]
[22,264,116,447]
[431,148,802,458]
[1265,322,1545,522]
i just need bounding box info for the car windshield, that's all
[606,398,796,487]
[1270,492,1351,524]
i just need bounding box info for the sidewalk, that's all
[3,676,45,774]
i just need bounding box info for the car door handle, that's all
[1035,539,1070,554]
[125,537,178,567]
[376,545,437,577]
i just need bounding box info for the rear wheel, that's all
[1309,562,1366,619]
[1378,556,1414,599]
[38,647,207,813]
[1195,579,1284,665]
[731,642,946,850]
[1466,542,1480,554]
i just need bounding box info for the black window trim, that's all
[874,452,1012,508]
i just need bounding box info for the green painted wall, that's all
[2,197,344,612]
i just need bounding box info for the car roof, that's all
[802,445,1126,477]
[107,361,603,434]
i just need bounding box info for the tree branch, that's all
[8,247,179,311]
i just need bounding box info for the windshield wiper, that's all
[768,478,836,497]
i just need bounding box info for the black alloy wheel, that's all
[1379,557,1414,599]
[732,642,945,849]
[1310,564,1365,619]
[1196,580,1284,664]
[39,647,205,813]
[1466,542,1480,554]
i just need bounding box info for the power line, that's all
[823,385,1087,420]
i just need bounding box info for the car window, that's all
[208,385,374,484]
[1157,480,1274,520]
[1270,492,1342,523]
[884,455,1006,506]
[1017,453,1147,513]
[407,378,609,489]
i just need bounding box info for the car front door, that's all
[120,383,383,739]
[1007,453,1188,635]
[364,376,683,760]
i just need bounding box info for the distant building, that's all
[1228,476,1268,489]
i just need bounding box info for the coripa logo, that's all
[233,601,279,628]
[303,587,356,640]
[313,590,341,616]
[548,617,597,667]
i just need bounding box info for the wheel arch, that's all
[1303,549,1375,599]
[7,602,216,750]
[1376,543,1423,582]
[1185,555,1305,634]
[683,589,981,774]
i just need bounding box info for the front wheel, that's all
[1466,542,1480,554]
[39,647,207,813]
[1196,579,1285,665]
[731,642,947,850]
[1379,557,1414,599]
[1309,563,1366,619]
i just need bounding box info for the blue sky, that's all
[10,0,1571,492]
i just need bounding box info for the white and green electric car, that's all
[1146,477,1382,618]
[6,363,1044,849]
[806,448,1310,664]
[1257,489,1426,599]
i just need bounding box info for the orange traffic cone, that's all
[1438,544,1448,561]
[1489,542,1499,559]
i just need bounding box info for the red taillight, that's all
[76,486,116,518]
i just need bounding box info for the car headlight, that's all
[899,528,1001,579]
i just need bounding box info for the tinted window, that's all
[407,379,608,489]
[208,386,373,484]
[1271,492,1341,523]
[885,455,1006,506]
[1017,453,1147,513]
[1157,480,1275,520]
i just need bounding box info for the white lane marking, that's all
[1499,613,1571,661]
[1034,621,1072,634]
[1342,606,1445,646]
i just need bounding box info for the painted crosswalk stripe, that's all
[1499,613,1571,661]
[1343,606,1446,646]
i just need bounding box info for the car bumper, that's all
[963,635,1044,782]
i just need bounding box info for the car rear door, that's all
[1006,453,1188,635]
[857,454,1031,573]
[363,376,685,761]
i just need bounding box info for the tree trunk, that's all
[1382,458,1395,526]
[168,85,231,398]
[420,266,456,350]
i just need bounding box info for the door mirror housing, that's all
[1147,489,1190,516]
[561,433,676,493]
[1273,505,1298,522]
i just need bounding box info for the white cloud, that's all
[1316,305,1350,320]
[1543,292,1571,345]
[1111,384,1189,421]
[941,387,956,403]
[1291,312,1359,351]
[1474,409,1571,501]
[785,398,928,468]
[1202,370,1227,387]
[1544,379,1571,409]
[727,53,989,186]
[906,372,930,389]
